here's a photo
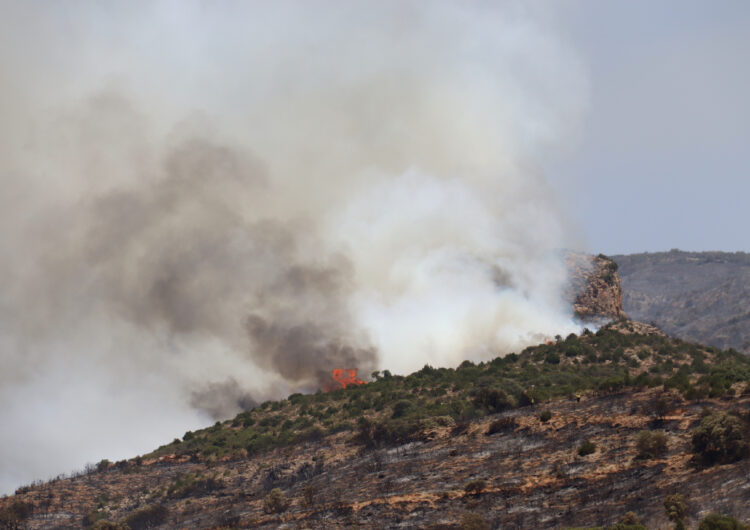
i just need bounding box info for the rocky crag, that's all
[567,253,626,323]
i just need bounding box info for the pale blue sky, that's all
[553,0,750,254]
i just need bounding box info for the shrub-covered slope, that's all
[143,320,748,463]
[3,321,750,529]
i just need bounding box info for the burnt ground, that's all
[3,388,749,529]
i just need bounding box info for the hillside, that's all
[613,250,750,353]
[3,321,750,529]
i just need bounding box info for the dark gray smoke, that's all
[190,379,257,420]
[0,2,586,493]
[28,100,379,392]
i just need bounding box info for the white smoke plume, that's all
[0,2,586,493]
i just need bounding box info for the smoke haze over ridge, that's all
[0,2,586,493]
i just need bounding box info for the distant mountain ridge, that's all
[613,250,750,353]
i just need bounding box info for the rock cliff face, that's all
[567,253,626,322]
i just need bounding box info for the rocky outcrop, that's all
[567,253,626,322]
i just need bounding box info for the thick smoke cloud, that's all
[0,2,586,493]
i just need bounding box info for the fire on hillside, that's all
[323,368,366,391]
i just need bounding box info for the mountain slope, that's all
[613,250,750,353]
[3,321,750,529]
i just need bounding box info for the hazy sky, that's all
[556,0,750,254]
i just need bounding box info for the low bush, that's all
[486,417,517,435]
[578,441,596,457]
[539,410,553,423]
[120,504,168,530]
[463,479,486,497]
[635,430,668,459]
[697,513,747,530]
[167,473,223,498]
[354,417,425,448]
[613,511,646,529]
[460,512,490,530]
[472,388,514,413]
[263,488,288,514]
[391,399,413,418]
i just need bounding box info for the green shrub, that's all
[578,441,596,457]
[263,488,288,514]
[167,473,223,498]
[539,410,552,423]
[619,511,644,527]
[120,504,168,530]
[391,399,413,418]
[545,352,561,364]
[635,430,668,459]
[698,513,747,530]
[460,512,490,530]
[355,417,425,448]
[691,411,749,465]
[463,479,486,496]
[472,388,514,413]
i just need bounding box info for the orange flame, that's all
[326,368,366,391]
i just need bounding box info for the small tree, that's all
[648,392,672,420]
[691,411,749,465]
[664,493,688,529]
[302,485,316,507]
[539,410,552,423]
